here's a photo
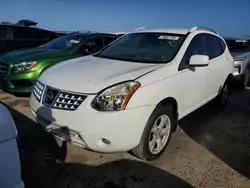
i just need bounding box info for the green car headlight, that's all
[12,61,37,73]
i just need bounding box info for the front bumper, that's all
[29,88,155,153]
[1,71,39,93]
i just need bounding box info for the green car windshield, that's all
[43,34,87,50]
[95,32,186,64]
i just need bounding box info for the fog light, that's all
[102,138,111,145]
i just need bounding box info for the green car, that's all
[0,32,122,94]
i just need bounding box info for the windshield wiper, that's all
[95,55,166,64]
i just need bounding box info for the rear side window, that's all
[103,37,117,46]
[225,39,250,52]
[205,34,224,59]
[0,26,8,40]
[12,27,34,40]
[33,30,49,40]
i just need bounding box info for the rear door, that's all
[204,34,228,96]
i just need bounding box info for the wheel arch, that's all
[225,73,233,88]
[158,97,179,132]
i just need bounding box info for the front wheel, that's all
[131,104,174,161]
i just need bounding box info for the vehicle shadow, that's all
[1,89,31,98]
[3,104,195,188]
[179,89,250,179]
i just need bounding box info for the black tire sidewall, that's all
[219,80,231,107]
[244,69,250,87]
[141,104,174,160]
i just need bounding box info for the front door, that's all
[178,34,209,116]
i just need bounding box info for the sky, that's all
[0,0,250,37]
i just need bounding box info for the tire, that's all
[240,69,249,89]
[217,79,231,108]
[131,103,174,161]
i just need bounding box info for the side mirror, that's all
[189,55,209,67]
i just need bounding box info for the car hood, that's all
[39,56,163,93]
[231,52,250,59]
[0,47,65,63]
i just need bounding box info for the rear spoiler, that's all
[1,19,37,27]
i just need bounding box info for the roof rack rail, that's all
[77,30,98,34]
[189,26,218,35]
[135,26,150,31]
[112,32,127,35]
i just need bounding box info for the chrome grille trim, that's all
[32,81,45,102]
[0,62,8,73]
[51,91,87,111]
[40,85,87,111]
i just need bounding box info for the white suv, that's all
[29,26,234,160]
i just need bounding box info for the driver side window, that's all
[78,37,103,55]
[179,34,206,71]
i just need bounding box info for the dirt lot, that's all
[1,88,250,188]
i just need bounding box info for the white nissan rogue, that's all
[29,26,234,160]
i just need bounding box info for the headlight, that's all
[91,81,141,111]
[12,61,37,73]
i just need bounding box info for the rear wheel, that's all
[131,104,174,161]
[240,69,250,89]
[217,79,231,108]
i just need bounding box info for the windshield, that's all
[43,34,87,50]
[225,39,250,52]
[94,32,186,63]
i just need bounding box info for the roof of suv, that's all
[134,26,219,36]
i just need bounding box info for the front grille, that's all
[42,86,87,111]
[10,79,33,88]
[0,62,9,86]
[0,62,9,74]
[51,91,86,111]
[33,81,45,102]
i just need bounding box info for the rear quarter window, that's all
[0,26,8,40]
[218,38,226,53]
[42,30,58,39]
[33,29,49,40]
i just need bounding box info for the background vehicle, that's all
[29,26,234,161]
[224,37,250,88]
[0,19,59,54]
[0,32,123,94]
[0,104,24,188]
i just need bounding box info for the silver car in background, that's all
[225,37,250,89]
[0,104,24,188]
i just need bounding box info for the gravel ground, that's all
[0,88,250,188]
